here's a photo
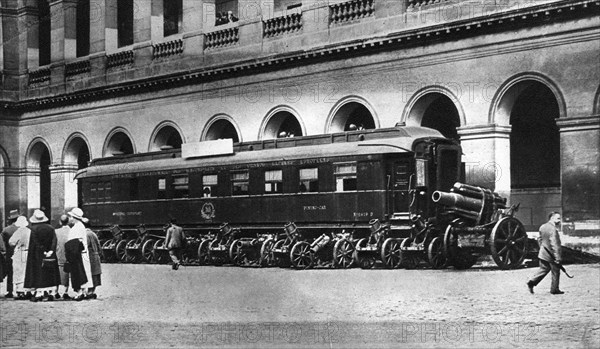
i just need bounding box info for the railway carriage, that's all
[76,125,527,269]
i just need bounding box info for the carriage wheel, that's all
[115,240,128,263]
[353,238,376,269]
[101,240,115,263]
[152,239,169,264]
[427,237,447,269]
[443,224,478,270]
[381,238,402,269]
[490,217,528,269]
[229,240,246,266]
[290,241,314,269]
[125,240,139,263]
[141,239,155,263]
[208,240,224,266]
[259,238,275,267]
[273,240,290,268]
[197,240,211,266]
[399,238,420,269]
[333,238,355,269]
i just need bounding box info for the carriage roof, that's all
[76,126,445,179]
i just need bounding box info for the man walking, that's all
[527,212,564,295]
[1,210,19,298]
[164,219,185,270]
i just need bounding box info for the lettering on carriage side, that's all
[112,212,141,217]
[353,212,374,217]
[303,205,326,211]
[112,212,126,217]
[201,202,216,220]
[299,158,328,165]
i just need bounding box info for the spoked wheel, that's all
[115,239,128,263]
[333,238,355,269]
[259,238,275,267]
[427,237,447,269]
[141,239,155,263]
[208,240,225,266]
[229,239,246,266]
[443,222,478,270]
[125,240,139,263]
[490,217,528,269]
[399,238,420,269]
[101,240,115,263]
[152,239,170,264]
[273,240,290,268]
[197,239,211,266]
[290,241,314,269]
[353,238,376,269]
[381,238,402,269]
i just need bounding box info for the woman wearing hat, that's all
[67,208,93,300]
[8,216,33,299]
[23,210,61,301]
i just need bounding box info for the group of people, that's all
[215,10,238,26]
[0,207,102,302]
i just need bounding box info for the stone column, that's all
[133,0,152,70]
[104,0,118,51]
[25,6,40,69]
[556,116,600,233]
[50,164,79,221]
[1,4,29,91]
[26,168,41,216]
[182,0,204,60]
[1,168,27,221]
[457,124,512,198]
[151,0,164,41]
[50,0,78,62]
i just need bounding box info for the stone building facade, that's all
[0,0,598,234]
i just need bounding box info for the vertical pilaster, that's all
[1,4,28,91]
[182,0,203,32]
[50,164,79,222]
[1,169,27,222]
[151,0,164,41]
[50,0,78,63]
[25,6,39,69]
[104,0,118,51]
[134,0,152,43]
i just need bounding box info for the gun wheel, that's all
[491,217,528,269]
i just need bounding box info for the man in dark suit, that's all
[1,209,19,298]
[527,212,564,294]
[165,219,186,270]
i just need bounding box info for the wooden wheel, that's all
[443,220,478,270]
[229,239,245,266]
[197,239,211,266]
[353,238,376,269]
[399,238,420,269]
[381,238,402,269]
[101,240,115,263]
[290,241,314,269]
[427,237,447,269]
[125,239,140,263]
[152,239,169,264]
[115,239,128,263]
[259,238,275,267]
[273,239,290,268]
[333,238,355,269]
[141,239,155,263]
[208,240,224,266]
[490,217,528,269]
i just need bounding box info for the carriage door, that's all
[392,161,411,213]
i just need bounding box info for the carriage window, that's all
[335,163,357,192]
[202,174,218,197]
[172,174,189,198]
[104,181,112,201]
[232,171,249,196]
[90,183,97,202]
[129,178,139,200]
[299,168,319,192]
[265,170,283,193]
[158,178,166,199]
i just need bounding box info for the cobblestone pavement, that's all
[1,263,598,348]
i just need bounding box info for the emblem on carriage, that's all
[201,202,216,220]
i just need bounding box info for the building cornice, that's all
[556,115,600,132]
[1,0,599,112]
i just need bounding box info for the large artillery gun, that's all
[433,182,527,269]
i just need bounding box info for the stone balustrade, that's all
[65,60,91,77]
[263,12,303,38]
[153,39,185,59]
[28,67,51,85]
[106,50,134,69]
[407,0,449,9]
[204,27,239,50]
[330,0,375,24]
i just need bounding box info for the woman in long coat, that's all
[86,228,102,298]
[23,210,61,301]
[8,216,32,299]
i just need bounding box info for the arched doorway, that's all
[64,135,91,208]
[406,92,461,140]
[203,117,240,142]
[494,77,563,228]
[27,140,52,218]
[103,129,135,157]
[261,108,304,139]
[150,123,184,151]
[328,101,376,133]
[509,82,560,189]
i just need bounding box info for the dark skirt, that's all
[92,274,101,287]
